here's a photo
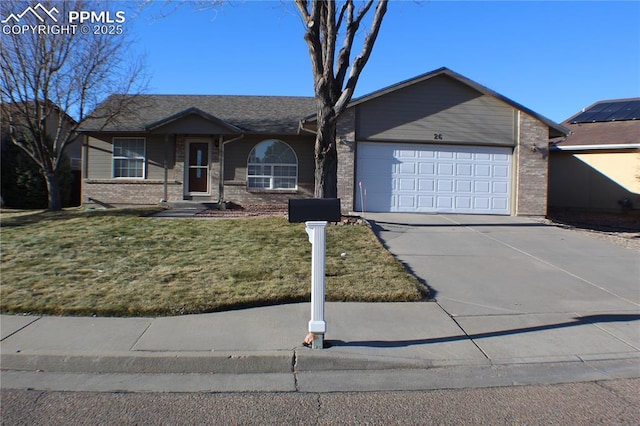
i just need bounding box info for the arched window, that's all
[247,140,298,190]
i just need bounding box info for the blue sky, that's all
[126,1,640,123]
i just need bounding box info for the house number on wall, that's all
[433,133,444,140]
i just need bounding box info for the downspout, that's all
[217,133,244,206]
[82,134,89,203]
[514,110,521,216]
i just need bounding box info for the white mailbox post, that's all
[305,221,327,349]
[288,198,341,350]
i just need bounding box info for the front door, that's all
[187,141,210,194]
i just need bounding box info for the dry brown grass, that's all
[1,208,426,316]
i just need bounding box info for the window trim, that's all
[112,137,146,179]
[247,140,298,191]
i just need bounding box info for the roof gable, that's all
[146,107,242,134]
[347,67,569,138]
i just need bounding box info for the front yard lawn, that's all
[0,208,426,316]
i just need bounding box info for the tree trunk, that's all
[314,105,338,199]
[44,170,62,211]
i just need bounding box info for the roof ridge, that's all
[129,94,315,99]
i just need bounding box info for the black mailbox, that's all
[288,198,341,223]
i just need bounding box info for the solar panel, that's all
[570,100,640,123]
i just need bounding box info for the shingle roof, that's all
[553,98,640,148]
[79,94,316,135]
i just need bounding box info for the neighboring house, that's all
[1,101,83,207]
[79,67,568,215]
[549,98,640,213]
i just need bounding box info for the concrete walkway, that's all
[1,214,639,392]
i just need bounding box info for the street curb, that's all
[3,351,639,376]
[1,350,489,375]
[0,351,294,374]
[294,349,491,371]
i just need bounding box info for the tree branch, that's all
[334,0,387,115]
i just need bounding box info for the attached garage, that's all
[356,142,512,214]
[330,68,568,216]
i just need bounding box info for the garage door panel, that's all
[474,198,490,209]
[457,180,473,193]
[492,198,509,210]
[475,164,491,177]
[419,163,435,174]
[399,178,416,191]
[419,150,435,159]
[438,180,454,192]
[418,195,435,208]
[356,142,512,214]
[493,181,509,194]
[456,163,473,176]
[493,165,509,178]
[398,195,416,208]
[456,197,472,209]
[399,162,416,174]
[438,163,454,176]
[437,196,453,209]
[475,181,491,193]
[397,149,418,158]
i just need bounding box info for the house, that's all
[549,98,640,213]
[1,101,83,207]
[79,67,568,215]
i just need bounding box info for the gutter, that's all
[551,143,640,151]
[298,120,317,135]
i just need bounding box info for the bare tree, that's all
[1,0,146,210]
[295,0,387,198]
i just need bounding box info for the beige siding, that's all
[549,150,640,212]
[86,135,113,179]
[86,134,174,180]
[146,135,173,180]
[357,75,515,146]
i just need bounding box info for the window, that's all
[113,138,145,178]
[247,140,297,190]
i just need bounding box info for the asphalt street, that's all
[2,378,639,425]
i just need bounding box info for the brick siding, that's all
[83,180,183,206]
[336,109,356,212]
[224,183,314,206]
[516,112,549,216]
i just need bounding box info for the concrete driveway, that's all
[366,213,639,316]
[365,213,640,362]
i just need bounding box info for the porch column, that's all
[163,133,169,202]
[218,135,224,205]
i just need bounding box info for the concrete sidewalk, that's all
[2,302,639,392]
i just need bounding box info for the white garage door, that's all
[356,142,512,214]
